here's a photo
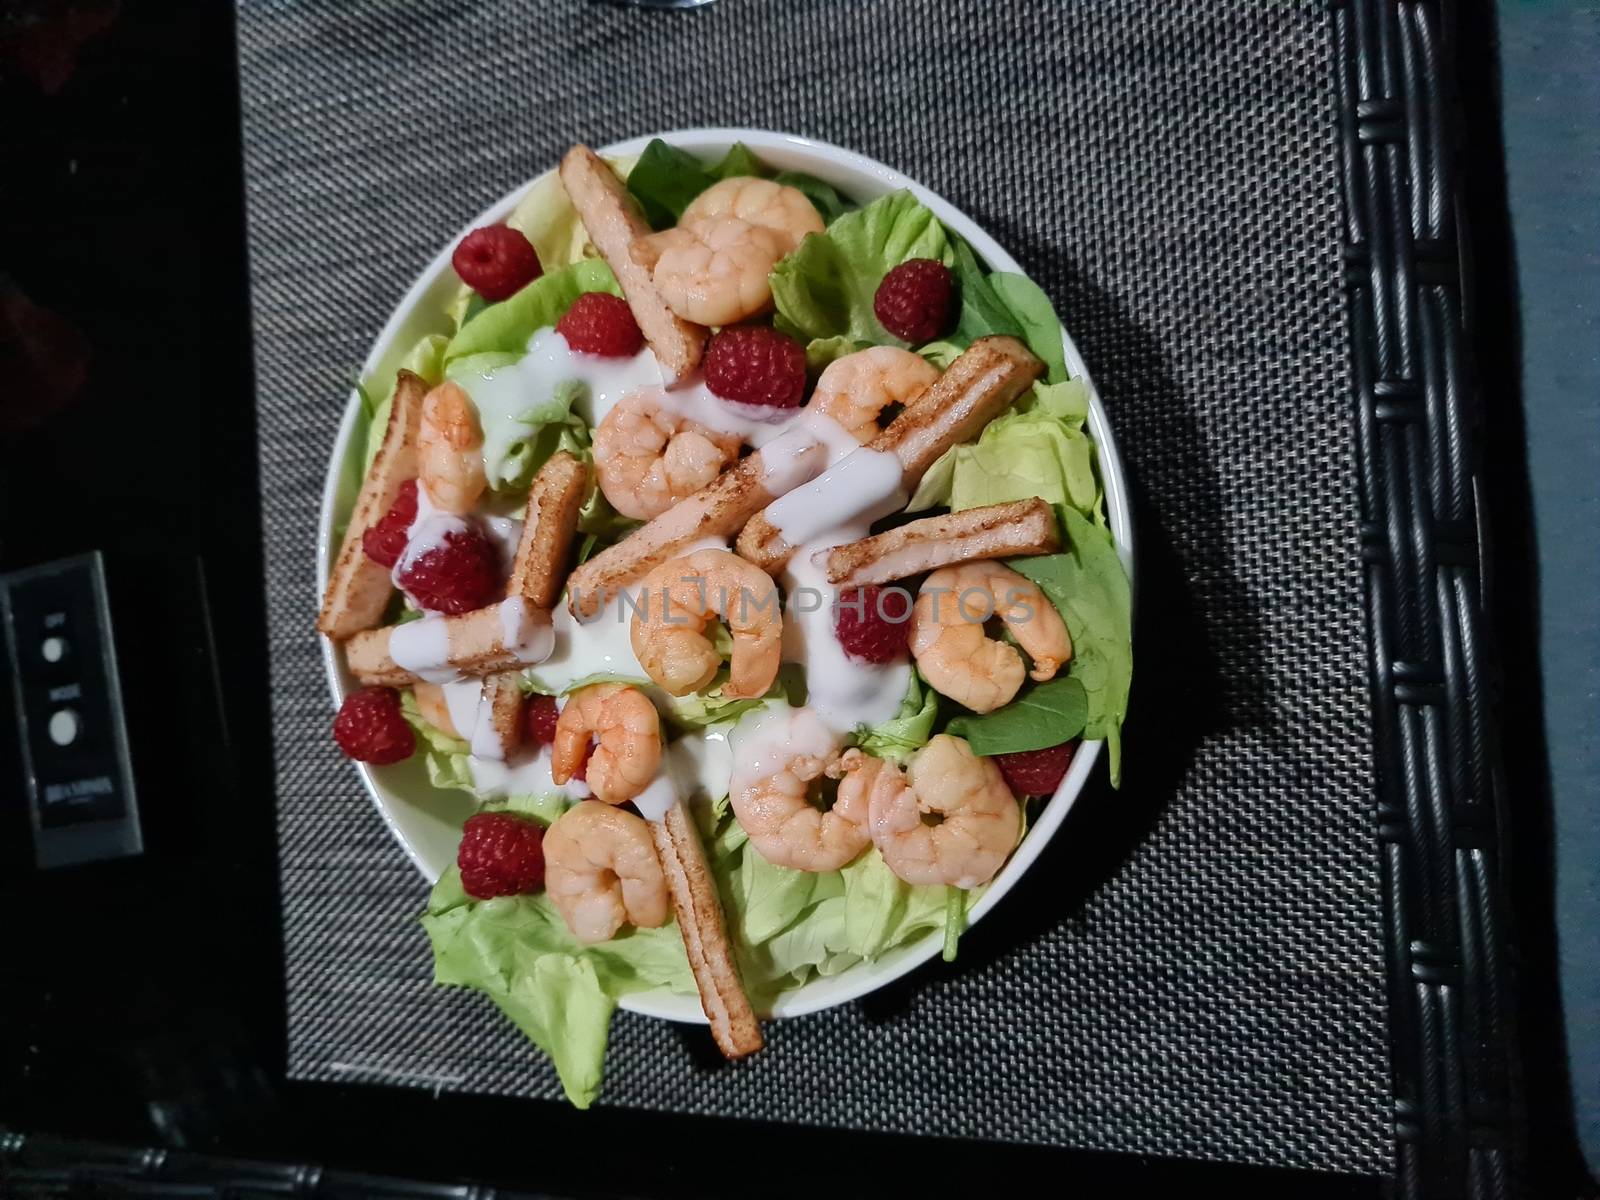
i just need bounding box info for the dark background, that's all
[0,1,1589,1196]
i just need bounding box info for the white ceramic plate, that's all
[318,129,1135,1023]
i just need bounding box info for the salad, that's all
[317,137,1132,1107]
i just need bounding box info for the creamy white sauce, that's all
[455,328,662,483]
[765,446,906,547]
[729,703,842,794]
[631,774,679,822]
[482,514,524,576]
[531,587,652,694]
[664,724,734,802]
[469,741,590,801]
[389,618,457,684]
[782,547,912,733]
[440,678,484,741]
[467,688,505,761]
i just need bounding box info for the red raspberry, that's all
[524,694,559,745]
[333,687,415,765]
[704,326,806,411]
[833,585,912,664]
[452,225,543,302]
[874,258,956,344]
[457,811,545,899]
[362,479,419,568]
[556,292,643,357]
[396,525,500,614]
[992,741,1076,796]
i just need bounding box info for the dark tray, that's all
[234,0,1526,1193]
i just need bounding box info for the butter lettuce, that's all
[770,190,953,345]
[906,378,1097,518]
[422,866,693,1108]
[853,671,938,763]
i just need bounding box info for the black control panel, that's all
[1,553,141,866]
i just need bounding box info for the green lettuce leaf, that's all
[949,235,1024,345]
[989,272,1069,384]
[853,671,938,763]
[838,848,948,960]
[905,380,1098,520]
[805,334,869,374]
[422,867,691,1107]
[770,190,953,345]
[624,139,843,231]
[626,139,720,228]
[771,170,849,224]
[946,676,1087,755]
[918,340,964,370]
[1010,509,1132,785]
[443,258,620,365]
[663,665,804,731]
[624,139,768,229]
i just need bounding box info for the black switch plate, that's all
[1,552,142,866]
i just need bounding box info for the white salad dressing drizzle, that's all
[388,618,457,684]
[440,678,485,741]
[631,774,679,823]
[782,547,912,732]
[663,724,734,803]
[455,328,663,483]
[482,514,524,576]
[764,446,906,547]
[728,703,842,795]
[469,741,590,801]
[530,534,730,694]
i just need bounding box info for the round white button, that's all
[41,636,67,663]
[48,709,79,747]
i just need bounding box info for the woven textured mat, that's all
[242,0,1390,1173]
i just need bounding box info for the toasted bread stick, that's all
[821,498,1059,587]
[735,337,1044,573]
[565,448,793,619]
[561,145,705,380]
[650,799,764,1059]
[317,370,428,639]
[477,453,589,758]
[345,599,552,688]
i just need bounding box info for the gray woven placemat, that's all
[242,0,1390,1174]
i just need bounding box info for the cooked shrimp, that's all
[630,548,782,699]
[910,561,1071,713]
[729,705,866,871]
[592,389,743,520]
[811,347,940,443]
[836,735,1019,888]
[418,380,486,514]
[412,681,459,738]
[678,177,823,255]
[543,800,670,943]
[634,219,790,327]
[550,683,662,805]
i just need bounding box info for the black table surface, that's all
[0,2,1587,1197]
